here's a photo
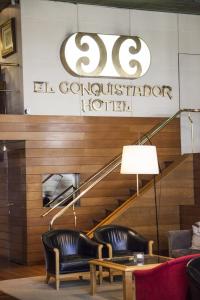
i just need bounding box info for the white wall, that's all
[1,1,199,152]
[20,0,180,117]
[178,14,200,153]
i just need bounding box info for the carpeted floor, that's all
[0,276,126,300]
[0,291,19,300]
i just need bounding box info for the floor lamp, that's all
[120,145,160,253]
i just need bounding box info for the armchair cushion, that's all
[78,234,100,257]
[127,232,148,253]
[93,225,149,258]
[60,255,93,273]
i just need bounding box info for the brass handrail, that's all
[42,153,121,217]
[0,62,19,67]
[45,108,200,230]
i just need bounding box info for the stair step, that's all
[164,160,174,168]
[105,208,113,216]
[117,199,126,206]
[93,218,102,226]
[141,179,150,187]
[92,219,98,226]
[129,188,137,196]
[87,155,188,238]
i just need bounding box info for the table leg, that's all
[123,271,134,300]
[90,264,97,295]
[99,266,103,285]
[109,268,114,283]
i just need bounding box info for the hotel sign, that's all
[33,32,173,114]
[60,32,151,79]
[34,81,172,113]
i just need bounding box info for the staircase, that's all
[42,109,199,252]
[87,154,189,237]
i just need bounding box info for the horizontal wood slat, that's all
[0,114,185,263]
[0,157,8,259]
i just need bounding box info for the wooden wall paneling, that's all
[179,154,200,229]
[0,149,8,259]
[7,142,27,264]
[0,115,183,263]
[180,206,200,229]
[25,116,180,263]
[114,155,194,254]
[193,153,200,205]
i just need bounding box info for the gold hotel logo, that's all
[60,32,151,79]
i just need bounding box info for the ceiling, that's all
[1,0,200,15]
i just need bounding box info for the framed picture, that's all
[0,18,16,58]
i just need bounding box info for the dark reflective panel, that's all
[42,173,80,207]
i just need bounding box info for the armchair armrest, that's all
[105,243,112,258]
[148,240,154,255]
[43,245,59,275]
[168,230,192,257]
[44,243,55,254]
[97,241,112,258]
[53,248,59,276]
[42,237,58,274]
[78,235,103,258]
[134,260,167,278]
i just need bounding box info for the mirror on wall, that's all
[42,173,80,207]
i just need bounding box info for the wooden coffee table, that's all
[89,255,171,300]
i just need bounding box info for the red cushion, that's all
[134,254,200,300]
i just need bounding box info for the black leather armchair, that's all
[42,229,103,290]
[93,224,153,258]
[187,256,200,300]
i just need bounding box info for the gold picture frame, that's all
[0,18,16,58]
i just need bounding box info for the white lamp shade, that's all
[120,145,159,174]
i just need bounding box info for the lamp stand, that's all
[153,176,160,255]
[136,174,139,196]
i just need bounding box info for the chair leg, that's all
[109,269,113,283]
[45,273,51,284]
